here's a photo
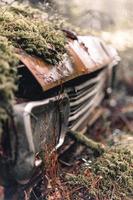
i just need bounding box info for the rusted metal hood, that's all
[17,35,120,91]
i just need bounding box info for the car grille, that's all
[67,68,107,132]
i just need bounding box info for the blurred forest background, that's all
[1,0,133,26]
[1,0,133,27]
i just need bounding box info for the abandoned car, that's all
[0,12,120,197]
[0,33,119,182]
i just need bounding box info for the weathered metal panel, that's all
[11,94,69,183]
[16,36,119,91]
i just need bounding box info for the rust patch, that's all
[16,36,119,91]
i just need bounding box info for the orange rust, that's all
[16,36,117,91]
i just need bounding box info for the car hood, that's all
[16,35,120,91]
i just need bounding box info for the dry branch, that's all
[68,130,105,155]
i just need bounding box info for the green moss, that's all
[0,36,18,137]
[67,140,133,200]
[0,5,66,65]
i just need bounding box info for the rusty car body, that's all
[0,33,119,198]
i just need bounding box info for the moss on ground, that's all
[67,137,133,200]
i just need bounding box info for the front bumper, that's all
[3,94,69,185]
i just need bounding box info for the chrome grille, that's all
[67,68,107,132]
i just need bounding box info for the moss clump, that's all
[0,5,66,65]
[0,36,18,137]
[67,138,133,200]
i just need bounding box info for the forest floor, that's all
[43,85,133,200]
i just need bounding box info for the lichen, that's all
[67,139,133,200]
